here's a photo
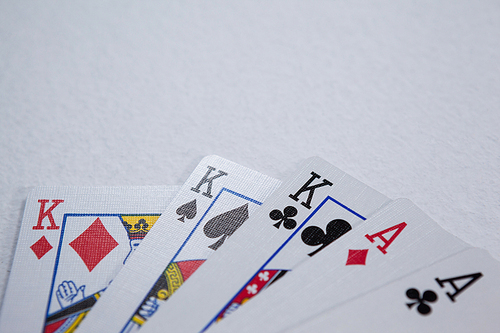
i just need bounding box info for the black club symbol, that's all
[406,288,438,315]
[269,206,298,230]
[134,219,149,231]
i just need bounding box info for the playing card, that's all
[205,199,470,333]
[0,186,180,333]
[76,155,281,333]
[287,247,499,333]
[140,157,392,333]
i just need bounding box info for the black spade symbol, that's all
[204,203,249,250]
[176,199,197,222]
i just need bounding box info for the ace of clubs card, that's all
[0,186,179,333]
[288,248,500,333]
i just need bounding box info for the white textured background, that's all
[1,0,499,303]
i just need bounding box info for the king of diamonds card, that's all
[0,186,179,333]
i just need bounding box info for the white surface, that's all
[1,0,499,306]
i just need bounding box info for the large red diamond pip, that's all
[69,217,118,272]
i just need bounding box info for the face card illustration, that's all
[0,186,180,333]
[76,156,281,333]
[206,199,470,333]
[287,248,500,333]
[140,157,391,333]
[122,191,264,333]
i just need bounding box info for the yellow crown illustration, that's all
[121,215,160,240]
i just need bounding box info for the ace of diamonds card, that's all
[0,186,179,333]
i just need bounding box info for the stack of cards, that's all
[1,156,498,333]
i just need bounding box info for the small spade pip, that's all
[176,199,197,222]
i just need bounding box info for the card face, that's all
[140,157,391,333]
[206,199,470,333]
[287,248,500,333]
[0,186,180,333]
[76,156,281,333]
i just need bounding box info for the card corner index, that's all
[26,186,48,199]
[381,198,417,217]
[302,156,328,168]
[299,157,347,183]
[305,155,324,163]
[200,155,225,165]
[393,198,414,207]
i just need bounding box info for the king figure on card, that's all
[45,215,161,333]
[0,186,180,333]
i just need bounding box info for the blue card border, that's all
[45,213,160,320]
[203,196,366,331]
[170,187,263,263]
[119,188,263,333]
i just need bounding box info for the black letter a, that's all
[435,272,483,302]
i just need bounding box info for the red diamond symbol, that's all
[69,217,118,272]
[30,236,53,259]
[345,249,369,266]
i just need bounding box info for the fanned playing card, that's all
[0,186,179,333]
[76,156,281,333]
[140,157,391,333]
[287,248,500,333]
[206,199,470,333]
